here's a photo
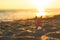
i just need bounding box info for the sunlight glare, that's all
[33,0,54,17]
[36,11,47,17]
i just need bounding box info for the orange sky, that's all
[0,0,60,19]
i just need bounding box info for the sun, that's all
[36,10,47,17]
[28,0,54,17]
[36,12,45,17]
[30,0,54,17]
[36,7,47,17]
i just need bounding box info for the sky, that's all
[0,0,60,20]
[0,0,60,9]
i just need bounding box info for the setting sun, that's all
[0,0,60,19]
[33,0,54,17]
[36,12,47,17]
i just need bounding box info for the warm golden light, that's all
[36,12,47,17]
[34,0,54,17]
[0,0,60,19]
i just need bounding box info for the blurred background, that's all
[0,0,60,40]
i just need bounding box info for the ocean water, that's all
[0,10,36,20]
[0,10,60,21]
